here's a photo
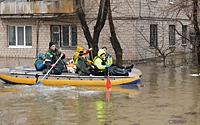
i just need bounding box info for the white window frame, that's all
[8,26,32,48]
[169,0,174,4]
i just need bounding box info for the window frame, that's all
[150,24,158,48]
[8,25,32,48]
[169,25,175,46]
[51,25,77,49]
[169,0,174,4]
[182,25,187,45]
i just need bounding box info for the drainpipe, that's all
[36,20,42,57]
[139,0,141,17]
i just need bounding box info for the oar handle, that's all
[36,53,63,85]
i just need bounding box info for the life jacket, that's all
[73,46,84,64]
[93,49,107,71]
[73,45,93,65]
[45,49,65,65]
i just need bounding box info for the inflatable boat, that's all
[0,66,141,86]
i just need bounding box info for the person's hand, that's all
[62,52,65,55]
[89,48,92,51]
[107,53,112,58]
[51,64,56,67]
[90,62,94,65]
[105,65,110,69]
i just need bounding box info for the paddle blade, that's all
[35,81,41,85]
[106,77,111,89]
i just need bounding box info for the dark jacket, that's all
[76,56,93,76]
[43,48,66,75]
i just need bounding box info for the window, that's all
[51,25,77,48]
[169,25,175,45]
[182,25,187,45]
[150,24,158,48]
[190,33,196,52]
[169,0,174,4]
[8,26,32,47]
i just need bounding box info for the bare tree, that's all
[76,0,108,57]
[166,0,200,64]
[75,0,123,65]
[107,0,122,65]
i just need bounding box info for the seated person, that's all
[43,42,67,75]
[93,49,110,73]
[76,51,105,76]
[93,49,129,76]
[102,46,134,72]
[73,45,93,65]
[34,52,45,71]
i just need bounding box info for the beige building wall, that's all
[0,0,192,62]
[0,18,88,60]
[84,0,191,61]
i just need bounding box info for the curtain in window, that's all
[26,26,32,46]
[17,27,24,45]
[8,26,16,45]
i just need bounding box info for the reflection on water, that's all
[0,58,200,125]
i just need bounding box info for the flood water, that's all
[0,57,200,125]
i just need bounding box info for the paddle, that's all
[35,54,63,85]
[106,57,111,90]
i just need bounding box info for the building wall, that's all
[0,0,193,62]
[84,0,191,61]
[0,18,88,60]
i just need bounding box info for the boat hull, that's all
[0,73,140,86]
[0,67,141,86]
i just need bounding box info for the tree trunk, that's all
[192,0,200,65]
[76,0,109,58]
[93,0,109,56]
[76,0,94,56]
[107,0,123,65]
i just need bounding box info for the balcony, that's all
[0,0,75,18]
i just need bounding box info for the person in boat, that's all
[93,49,129,76]
[34,52,45,71]
[76,51,105,76]
[73,45,93,65]
[93,49,110,75]
[42,42,68,75]
[102,46,134,72]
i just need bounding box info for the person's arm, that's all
[94,58,107,70]
[35,60,45,71]
[44,53,52,68]
[85,48,92,54]
[58,49,65,59]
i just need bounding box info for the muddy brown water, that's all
[0,57,200,125]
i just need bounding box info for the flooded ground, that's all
[0,57,200,125]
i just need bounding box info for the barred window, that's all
[51,25,77,49]
[150,24,158,48]
[182,25,187,45]
[169,25,175,45]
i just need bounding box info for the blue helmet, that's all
[38,53,44,59]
